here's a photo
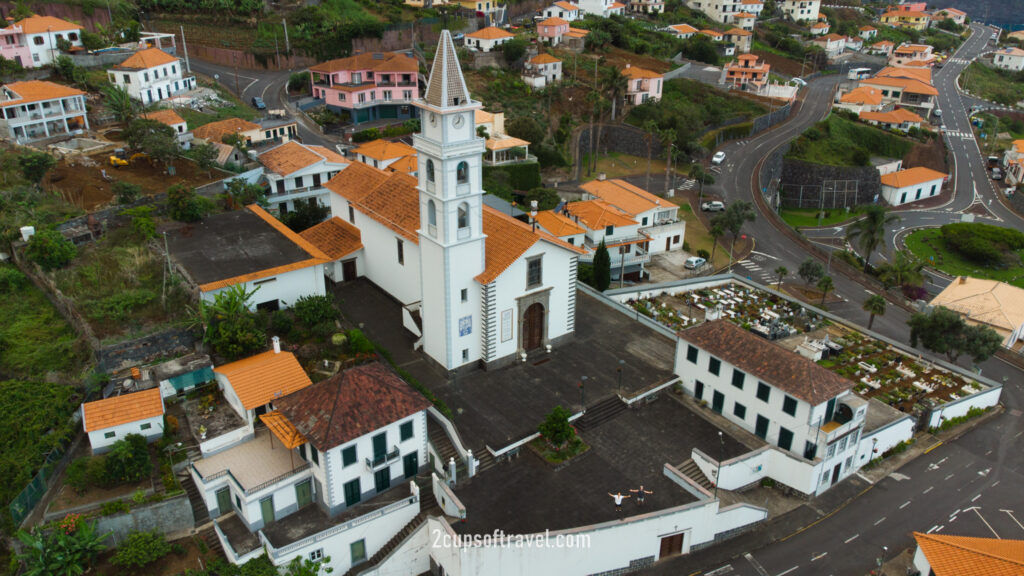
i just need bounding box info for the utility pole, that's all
[106,0,113,26]
[282,19,291,54]
[274,33,281,70]
[180,25,191,74]
[233,53,240,97]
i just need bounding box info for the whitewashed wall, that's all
[87,414,164,453]
[202,264,326,311]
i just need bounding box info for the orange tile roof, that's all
[259,141,347,175]
[811,22,829,29]
[876,66,932,84]
[609,2,626,9]
[467,26,514,40]
[840,86,883,105]
[325,161,391,204]
[894,43,932,54]
[299,216,363,260]
[476,205,584,284]
[860,25,877,31]
[260,410,307,449]
[580,178,664,217]
[198,205,331,292]
[912,532,1024,576]
[192,117,261,142]
[725,27,752,37]
[310,52,418,74]
[535,210,585,237]
[873,40,895,47]
[861,75,938,96]
[700,29,724,38]
[82,388,164,432]
[880,166,947,188]
[819,33,845,42]
[669,23,699,34]
[351,171,422,243]
[486,135,530,150]
[554,1,580,9]
[215,350,312,411]
[539,16,569,26]
[564,199,636,229]
[735,12,756,18]
[859,108,925,125]
[142,108,185,127]
[997,47,1024,57]
[15,15,80,34]
[387,154,418,174]
[740,0,762,3]
[308,145,348,165]
[565,27,590,38]
[622,64,662,79]
[529,53,561,65]
[939,7,966,16]
[474,109,495,124]
[0,80,84,106]
[114,47,178,70]
[352,138,417,162]
[1013,139,1024,154]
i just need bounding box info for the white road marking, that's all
[750,251,778,259]
[972,494,982,502]
[744,553,770,576]
[899,501,911,509]
[966,507,1000,539]
[1001,509,1024,533]
[927,525,940,534]
[945,473,955,480]
[874,517,886,526]
[951,509,961,518]
[811,552,827,562]
[924,486,934,494]
[776,567,799,576]
[992,481,1001,487]
[844,534,859,544]
[705,564,734,576]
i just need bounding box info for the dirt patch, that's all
[753,50,807,78]
[903,135,948,174]
[599,47,674,74]
[44,154,225,212]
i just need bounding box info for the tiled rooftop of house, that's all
[114,47,178,69]
[299,217,363,260]
[259,141,348,176]
[0,81,84,106]
[912,532,1024,576]
[476,205,584,284]
[193,429,304,491]
[214,349,312,411]
[82,388,163,432]
[192,118,261,142]
[309,51,418,74]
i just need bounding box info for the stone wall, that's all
[97,327,199,374]
[93,494,195,546]
[779,158,880,209]
[69,51,136,69]
[1007,189,1024,218]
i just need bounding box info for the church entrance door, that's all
[523,303,545,351]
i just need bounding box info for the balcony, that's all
[365,446,400,471]
[191,429,311,497]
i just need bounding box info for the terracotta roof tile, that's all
[860,25,877,31]
[819,33,846,42]
[275,362,431,451]
[467,26,514,40]
[622,65,662,79]
[580,178,663,216]
[16,15,80,34]
[609,2,626,9]
[700,29,724,38]
[476,205,584,284]
[0,80,84,106]
[859,108,925,125]
[386,154,418,174]
[725,27,753,36]
[141,108,186,127]
[876,66,932,84]
[310,52,418,74]
[529,53,562,65]
[912,532,1024,576]
[260,410,307,449]
[564,199,636,229]
[486,135,530,150]
[352,138,417,161]
[735,12,756,18]
[554,1,579,9]
[215,350,312,410]
[679,320,854,405]
[308,145,348,165]
[114,47,178,70]
[325,161,391,204]
[474,109,495,124]
[259,141,345,176]
[539,16,569,26]
[351,171,421,243]
[669,24,699,34]
[192,117,261,142]
[840,86,883,105]
[861,76,938,96]
[299,216,363,260]
[82,388,164,432]
[879,166,947,188]
[930,277,1024,337]
[565,27,590,38]
[535,210,585,237]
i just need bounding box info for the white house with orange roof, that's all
[258,141,350,213]
[932,7,966,26]
[859,108,925,132]
[835,86,885,114]
[538,17,571,45]
[845,35,863,51]
[879,166,947,205]
[542,1,582,21]
[473,108,535,165]
[993,47,1024,72]
[622,64,663,106]
[810,21,829,36]
[533,210,586,246]
[351,138,417,171]
[580,177,685,254]
[684,0,760,24]
[0,80,88,142]
[299,217,364,283]
[523,53,562,88]
[81,388,165,453]
[1001,140,1024,185]
[859,73,938,113]
[734,11,757,31]
[578,0,626,17]
[324,32,584,370]
[724,54,771,91]
[780,0,820,21]
[724,27,753,53]
[890,43,934,67]
[108,47,196,104]
[564,199,650,280]
[14,15,82,67]
[813,33,846,59]
[465,26,514,52]
[213,344,313,434]
[142,108,192,148]
[880,9,930,30]
[667,23,699,39]
[859,25,878,40]
[869,40,895,57]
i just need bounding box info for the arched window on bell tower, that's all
[427,159,435,182]
[427,200,437,237]
[457,161,468,184]
[457,203,469,239]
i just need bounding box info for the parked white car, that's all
[701,201,726,212]
[684,256,707,269]
[711,151,726,165]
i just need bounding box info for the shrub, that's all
[26,229,76,270]
[940,222,1024,267]
[104,434,151,485]
[112,530,171,568]
[113,181,142,204]
[288,71,311,93]
[347,328,374,355]
[19,150,56,184]
[270,310,293,335]
[166,184,208,223]
[310,321,336,340]
[0,266,27,292]
[101,500,130,515]
[65,458,92,493]
[121,205,156,239]
[696,249,710,259]
[538,405,575,447]
[293,294,338,326]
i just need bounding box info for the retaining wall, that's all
[93,494,194,546]
[779,158,880,208]
[97,327,199,374]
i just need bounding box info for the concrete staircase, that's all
[180,471,210,525]
[344,512,428,576]
[427,418,498,478]
[199,527,225,561]
[574,396,628,433]
[678,458,714,492]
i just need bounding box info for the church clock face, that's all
[429,112,437,126]
[452,114,465,128]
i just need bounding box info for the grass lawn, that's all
[904,228,1024,288]
[176,77,257,130]
[672,201,731,269]
[0,265,88,380]
[580,152,668,182]
[780,206,863,228]
[961,62,1024,107]
[786,114,913,166]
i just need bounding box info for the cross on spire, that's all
[423,30,472,109]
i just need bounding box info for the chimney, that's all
[272,336,281,354]
[625,64,631,69]
[20,226,35,242]
[959,276,966,285]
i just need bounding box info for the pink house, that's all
[538,17,571,45]
[309,51,420,125]
[0,23,31,68]
[622,64,663,106]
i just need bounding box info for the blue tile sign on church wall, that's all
[459,315,472,337]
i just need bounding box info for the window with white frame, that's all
[309,548,324,562]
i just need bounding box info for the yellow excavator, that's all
[109,149,150,168]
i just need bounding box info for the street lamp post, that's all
[826,226,843,274]
[714,431,724,499]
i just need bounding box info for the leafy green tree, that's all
[113,181,142,204]
[877,249,924,289]
[104,434,150,484]
[121,206,157,240]
[908,306,969,363]
[103,84,137,124]
[19,150,56,186]
[10,0,33,20]
[26,229,76,270]
[816,275,833,306]
[17,518,108,576]
[592,240,611,291]
[283,554,334,575]
[709,220,725,262]
[720,200,756,259]
[798,257,824,287]
[959,324,1003,364]
[774,266,787,290]
[862,294,886,331]
[524,187,561,211]
[112,530,171,568]
[506,116,546,146]
[845,205,900,272]
[80,30,108,51]
[281,199,330,233]
[191,142,219,177]
[288,71,311,93]
[0,53,25,77]
[503,36,528,64]
[223,179,267,210]
[600,65,628,121]
[197,285,267,361]
[679,35,719,65]
[166,184,208,223]
[538,405,575,448]
[293,295,338,326]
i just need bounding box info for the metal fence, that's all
[10,440,70,527]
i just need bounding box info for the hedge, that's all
[483,163,541,192]
[699,122,753,150]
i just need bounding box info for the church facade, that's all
[323,31,583,372]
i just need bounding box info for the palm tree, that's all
[723,200,757,262]
[878,249,925,289]
[600,65,628,122]
[660,128,675,195]
[845,205,900,272]
[774,266,788,290]
[862,294,887,330]
[817,275,834,306]
[590,95,609,175]
[586,90,600,177]
[643,120,659,191]
[102,84,136,124]
[709,220,725,262]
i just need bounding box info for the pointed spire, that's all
[423,30,471,109]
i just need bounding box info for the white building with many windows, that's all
[0,80,88,142]
[780,0,820,21]
[258,140,350,214]
[108,47,196,105]
[580,177,685,255]
[15,15,82,67]
[879,166,947,206]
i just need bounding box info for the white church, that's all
[318,32,584,372]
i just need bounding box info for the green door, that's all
[755,415,769,439]
[260,497,274,525]
[712,391,724,413]
[295,479,312,509]
[344,479,361,507]
[403,452,418,479]
[215,487,231,516]
[380,106,398,119]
